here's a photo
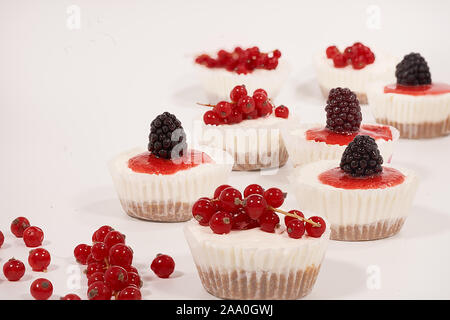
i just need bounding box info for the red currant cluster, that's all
[1,217,53,300]
[192,184,326,238]
[326,42,375,70]
[195,46,281,74]
[73,225,175,300]
[202,85,289,125]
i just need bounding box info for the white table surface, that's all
[0,0,449,300]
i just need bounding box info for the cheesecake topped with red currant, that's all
[292,135,419,241]
[184,184,329,300]
[283,87,399,167]
[313,42,398,104]
[109,112,233,222]
[198,85,297,171]
[368,53,450,138]
[195,46,290,101]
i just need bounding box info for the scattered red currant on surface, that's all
[209,211,232,234]
[109,243,133,268]
[127,272,142,288]
[237,96,255,114]
[263,187,285,208]
[257,100,273,117]
[118,286,142,300]
[91,242,108,262]
[60,293,81,300]
[23,226,44,247]
[151,254,175,279]
[326,45,340,59]
[104,265,129,292]
[284,209,305,225]
[352,55,367,70]
[258,210,280,233]
[28,248,51,272]
[192,198,216,226]
[87,271,105,286]
[10,217,30,238]
[218,187,242,212]
[30,278,53,300]
[286,219,306,239]
[213,184,231,199]
[243,184,265,198]
[274,105,289,118]
[243,194,267,220]
[104,230,125,250]
[230,85,248,102]
[87,281,112,300]
[92,225,114,243]
[305,216,326,238]
[3,258,25,281]
[0,230,3,248]
[74,244,92,265]
[333,54,347,68]
[273,49,282,58]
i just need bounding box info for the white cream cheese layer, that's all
[282,123,399,167]
[290,160,419,227]
[313,51,398,94]
[184,220,330,273]
[196,59,291,102]
[368,85,450,124]
[109,147,233,203]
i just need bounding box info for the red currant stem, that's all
[104,258,110,269]
[196,103,215,108]
[268,206,321,227]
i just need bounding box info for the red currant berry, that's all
[333,54,347,68]
[213,184,232,199]
[86,253,97,265]
[104,265,128,292]
[265,57,278,70]
[274,105,289,119]
[118,286,142,300]
[10,217,30,238]
[86,262,105,277]
[209,211,232,234]
[226,108,243,124]
[60,293,81,300]
[109,243,133,268]
[125,265,139,274]
[204,110,221,125]
[352,55,367,70]
[243,184,264,197]
[253,88,268,97]
[91,242,108,262]
[343,46,356,61]
[237,96,255,114]
[92,225,114,243]
[28,248,51,272]
[218,187,242,212]
[231,208,253,230]
[151,254,175,278]
[305,216,326,238]
[23,226,44,247]
[245,109,259,120]
[257,100,273,117]
[30,278,53,300]
[263,187,285,208]
[253,92,267,109]
[104,230,125,250]
[87,271,105,286]
[243,194,267,220]
[192,198,216,226]
[214,101,232,118]
[286,219,306,239]
[365,51,375,64]
[273,49,282,58]
[0,231,3,248]
[284,210,305,225]
[74,244,92,265]
[127,272,143,288]
[258,210,280,233]
[326,45,340,59]
[87,281,112,300]
[230,85,247,103]
[3,258,25,281]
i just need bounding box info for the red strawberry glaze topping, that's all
[319,167,405,190]
[306,124,392,146]
[383,83,450,96]
[128,150,213,175]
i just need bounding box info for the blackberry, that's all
[340,135,383,177]
[148,112,187,159]
[325,87,362,133]
[395,53,431,86]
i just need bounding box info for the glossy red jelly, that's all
[319,167,405,190]
[384,82,450,96]
[306,124,392,146]
[128,150,213,175]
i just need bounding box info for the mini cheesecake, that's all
[283,87,399,167]
[184,218,330,300]
[368,53,450,139]
[109,112,233,222]
[314,42,398,104]
[291,136,419,241]
[195,46,290,102]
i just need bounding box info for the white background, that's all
[0,0,449,299]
